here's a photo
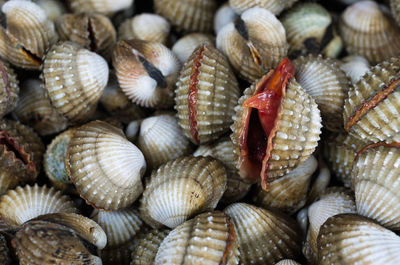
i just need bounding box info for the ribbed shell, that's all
[343,57,400,143]
[0,60,19,118]
[68,0,134,16]
[113,40,180,108]
[391,0,400,25]
[66,120,146,210]
[224,203,302,264]
[130,229,170,265]
[172,33,215,63]
[0,234,10,265]
[154,0,216,33]
[229,0,298,15]
[340,55,370,84]
[13,79,68,136]
[42,41,109,124]
[155,211,239,265]
[56,12,116,60]
[275,260,301,265]
[214,3,238,34]
[12,220,102,265]
[339,1,400,64]
[216,7,288,82]
[138,114,192,169]
[317,214,400,265]
[293,55,350,131]
[0,184,77,227]
[140,156,227,229]
[175,44,240,144]
[252,155,317,214]
[118,13,170,45]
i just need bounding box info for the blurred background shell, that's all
[229,0,298,15]
[0,60,19,119]
[340,55,370,84]
[391,0,400,25]
[67,0,134,16]
[34,0,66,22]
[172,33,215,63]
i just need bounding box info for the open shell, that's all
[340,55,370,84]
[172,33,215,63]
[229,0,298,15]
[0,60,19,119]
[67,0,134,16]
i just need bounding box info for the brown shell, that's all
[0,60,19,118]
[0,234,10,265]
[229,0,298,15]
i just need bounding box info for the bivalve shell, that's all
[229,0,298,15]
[340,55,370,84]
[0,60,19,119]
[214,3,238,35]
[172,33,215,63]
[67,0,134,16]
[275,260,301,265]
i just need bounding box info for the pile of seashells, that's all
[1,0,400,264]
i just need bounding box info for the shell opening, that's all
[138,55,167,88]
[19,45,43,66]
[87,17,97,51]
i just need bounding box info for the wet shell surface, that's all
[68,0,134,16]
[214,3,238,34]
[175,44,240,144]
[216,7,288,82]
[224,203,302,264]
[339,1,400,64]
[155,211,239,265]
[154,0,216,33]
[340,55,370,84]
[113,40,180,108]
[140,156,227,228]
[42,41,109,124]
[0,234,10,265]
[171,33,215,63]
[0,60,19,119]
[317,214,400,265]
[229,0,298,15]
[344,57,400,143]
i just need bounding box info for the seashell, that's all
[0,234,10,265]
[126,120,140,142]
[339,1,400,64]
[67,0,134,16]
[13,79,68,136]
[140,156,226,228]
[391,0,400,25]
[56,12,117,60]
[340,55,370,84]
[42,41,109,124]
[0,0,58,69]
[66,120,146,210]
[0,119,44,195]
[155,211,239,265]
[118,13,170,45]
[172,33,215,63]
[229,0,298,15]
[231,58,322,189]
[216,7,288,82]
[252,155,318,214]
[175,44,240,144]
[224,203,302,264]
[130,228,170,265]
[0,60,19,119]
[293,54,350,132]
[12,220,102,265]
[317,214,400,265]
[0,184,78,228]
[113,40,180,108]
[281,3,343,59]
[305,187,356,263]
[343,57,400,143]
[296,207,308,235]
[306,159,331,204]
[34,0,66,22]
[214,3,238,35]
[154,0,216,33]
[275,260,301,265]
[138,114,192,169]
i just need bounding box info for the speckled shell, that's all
[214,3,238,34]
[0,184,77,227]
[0,120,44,195]
[42,41,109,124]
[0,234,10,265]
[229,0,298,15]
[0,0,58,69]
[68,0,134,16]
[12,220,102,265]
[317,214,400,265]
[118,13,170,45]
[138,114,192,169]
[275,260,301,265]
[0,60,19,119]
[154,0,216,33]
[281,3,343,58]
[340,55,370,84]
[155,211,239,265]
[113,40,180,108]
[224,203,302,264]
[216,7,288,82]
[391,0,400,25]
[130,229,170,265]
[13,79,68,136]
[56,12,116,60]
[252,155,317,214]
[140,156,227,229]
[175,44,240,144]
[293,55,350,131]
[339,1,400,64]
[172,33,215,63]
[344,57,400,143]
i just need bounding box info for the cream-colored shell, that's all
[214,3,238,34]
[130,229,170,265]
[340,55,370,84]
[0,60,19,118]
[229,0,298,15]
[172,33,215,63]
[67,0,134,16]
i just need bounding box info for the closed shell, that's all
[130,229,170,265]
[0,60,19,119]
[229,0,298,15]
[172,33,215,63]
[340,55,370,84]
[68,0,134,16]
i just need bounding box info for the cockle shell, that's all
[67,0,134,16]
[113,40,180,109]
[155,211,239,265]
[216,7,288,82]
[224,203,302,264]
[0,0,58,69]
[0,60,18,119]
[154,0,216,33]
[340,55,370,84]
[339,1,400,64]
[229,0,298,15]
[42,41,109,124]
[171,33,215,63]
[175,44,240,144]
[275,260,301,265]
[0,234,10,265]
[214,3,238,34]
[391,0,400,25]
[317,214,400,265]
[343,57,400,143]
[140,156,227,229]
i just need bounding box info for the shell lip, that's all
[354,141,400,162]
[221,214,236,265]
